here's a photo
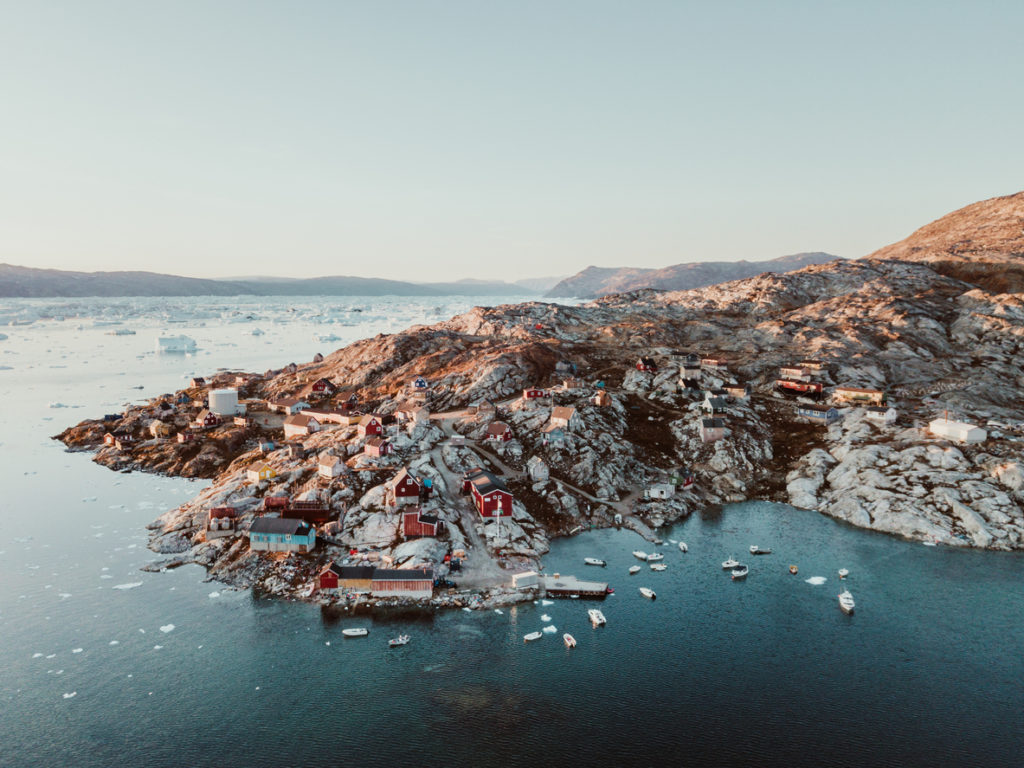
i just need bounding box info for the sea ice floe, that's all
[112,582,143,590]
[109,641,119,645]
[152,645,163,650]
[59,593,72,599]
[208,591,221,598]
[541,614,552,622]
[32,653,43,658]
[159,624,175,633]
[72,648,83,654]
[805,576,827,585]
[493,609,503,615]
[541,600,553,606]
[62,692,76,699]
[542,625,557,634]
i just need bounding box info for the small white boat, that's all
[789,564,799,575]
[342,628,368,638]
[639,587,657,600]
[632,550,648,561]
[678,541,688,553]
[563,633,576,648]
[388,634,410,647]
[584,557,607,567]
[749,545,772,555]
[838,568,850,579]
[922,540,938,547]
[649,563,667,571]
[628,565,641,575]
[838,590,855,614]
[722,557,740,569]
[646,552,664,562]
[524,631,543,642]
[588,609,606,627]
[731,565,749,580]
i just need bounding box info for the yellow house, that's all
[149,420,172,438]
[246,462,276,483]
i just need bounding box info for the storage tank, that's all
[209,388,239,416]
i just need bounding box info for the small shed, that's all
[636,356,657,372]
[318,563,374,593]
[865,406,898,425]
[371,568,434,599]
[318,453,345,479]
[928,418,986,444]
[647,483,675,500]
[526,456,549,482]
[699,418,726,443]
[246,462,276,483]
[522,387,547,400]
[592,390,612,407]
[403,508,441,539]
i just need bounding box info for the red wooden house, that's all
[388,468,422,506]
[310,378,336,395]
[485,421,512,442]
[462,467,513,518]
[317,563,375,593]
[636,356,658,372]
[195,409,221,429]
[177,431,195,443]
[403,507,442,538]
[775,379,824,395]
[522,387,547,400]
[358,414,384,438]
[289,499,332,524]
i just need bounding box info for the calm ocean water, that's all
[1,297,1022,768]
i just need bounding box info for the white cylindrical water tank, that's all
[209,388,239,416]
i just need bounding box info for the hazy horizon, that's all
[2,1,1022,281]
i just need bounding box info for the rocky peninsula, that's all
[57,191,1024,607]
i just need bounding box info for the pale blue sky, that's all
[1,1,1021,282]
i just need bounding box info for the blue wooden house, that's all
[248,518,316,553]
[797,404,840,424]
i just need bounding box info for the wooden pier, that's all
[540,574,610,600]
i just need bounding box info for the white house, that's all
[865,406,898,425]
[928,418,986,444]
[646,483,675,500]
[526,456,549,482]
[283,413,321,439]
[318,453,344,479]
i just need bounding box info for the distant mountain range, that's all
[545,252,841,298]
[0,264,564,298]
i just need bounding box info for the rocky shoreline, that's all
[56,226,1024,608]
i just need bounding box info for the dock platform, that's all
[540,574,609,599]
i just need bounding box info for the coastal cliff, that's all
[56,193,1024,606]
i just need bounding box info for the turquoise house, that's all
[248,517,317,553]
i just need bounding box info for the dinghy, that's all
[678,541,688,553]
[749,545,772,555]
[731,565,749,580]
[524,631,543,642]
[632,550,648,561]
[388,634,410,647]
[342,628,368,638]
[584,557,607,567]
[563,633,577,648]
[722,557,740,569]
[646,552,664,562]
[838,568,849,579]
[789,565,799,575]
[650,563,667,571]
[639,587,657,600]
[628,565,641,574]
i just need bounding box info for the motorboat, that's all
[563,633,576,648]
[524,631,543,642]
[650,563,667,571]
[632,550,648,561]
[388,634,410,647]
[838,568,850,579]
[750,545,772,555]
[722,557,740,569]
[646,553,664,562]
[731,565,749,580]
[838,590,855,614]
[789,565,799,575]
[584,557,607,567]
[639,587,657,600]
[342,628,368,638]
[678,541,688,553]
[588,609,607,627]
[628,565,641,575]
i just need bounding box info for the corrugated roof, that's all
[249,517,311,535]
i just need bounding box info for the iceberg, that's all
[154,335,197,354]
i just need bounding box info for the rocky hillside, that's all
[54,193,1024,605]
[545,252,839,298]
[868,191,1024,293]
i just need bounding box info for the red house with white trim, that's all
[636,356,657,372]
[364,437,393,457]
[522,387,547,400]
[388,468,422,506]
[485,421,513,442]
[358,414,384,438]
[462,467,513,518]
[310,378,336,395]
